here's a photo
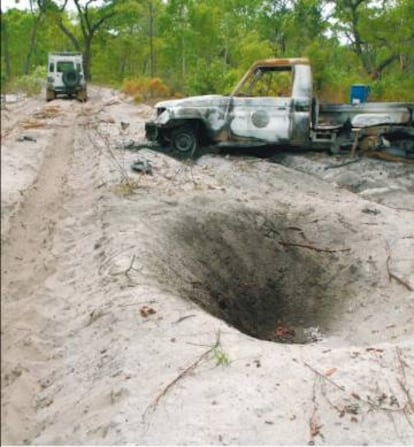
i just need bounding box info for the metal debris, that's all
[131,159,153,175]
[17,135,37,142]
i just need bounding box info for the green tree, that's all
[326,0,414,80]
[0,8,11,79]
[52,0,117,80]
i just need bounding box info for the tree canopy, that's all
[1,0,413,100]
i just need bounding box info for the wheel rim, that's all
[175,133,194,152]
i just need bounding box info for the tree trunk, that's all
[53,0,116,82]
[148,1,154,78]
[83,37,92,81]
[58,19,82,52]
[24,13,42,74]
[0,9,11,78]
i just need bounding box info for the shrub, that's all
[186,60,223,95]
[369,75,414,102]
[121,77,170,102]
[13,66,47,96]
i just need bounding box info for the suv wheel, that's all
[76,88,88,103]
[46,89,56,102]
[62,69,81,88]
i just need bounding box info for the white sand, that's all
[1,88,413,445]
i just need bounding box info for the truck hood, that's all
[155,95,229,109]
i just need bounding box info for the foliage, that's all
[121,77,170,102]
[212,346,231,366]
[12,65,46,96]
[1,0,413,101]
[185,60,227,95]
[370,75,414,102]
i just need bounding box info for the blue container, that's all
[350,84,370,104]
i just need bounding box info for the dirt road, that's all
[1,88,414,444]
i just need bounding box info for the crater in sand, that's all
[163,208,352,344]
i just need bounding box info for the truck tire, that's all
[171,125,199,156]
[46,88,56,102]
[76,87,88,102]
[62,69,81,88]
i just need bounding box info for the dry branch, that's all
[305,359,414,423]
[385,244,413,291]
[143,331,222,422]
[324,157,361,170]
[279,240,351,253]
[309,377,324,444]
[396,348,414,414]
[304,362,346,392]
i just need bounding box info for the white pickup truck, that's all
[145,58,413,158]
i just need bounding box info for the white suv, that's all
[47,52,87,102]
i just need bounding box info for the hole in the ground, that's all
[168,208,349,344]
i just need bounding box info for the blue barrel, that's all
[350,84,370,104]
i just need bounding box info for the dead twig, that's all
[87,123,138,189]
[319,379,349,417]
[172,162,199,188]
[396,348,414,414]
[143,331,222,422]
[109,255,140,278]
[324,157,361,170]
[385,243,413,291]
[304,362,346,392]
[124,255,137,278]
[306,359,414,427]
[172,314,196,325]
[383,205,414,213]
[279,240,351,253]
[309,377,324,444]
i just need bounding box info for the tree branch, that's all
[57,18,81,51]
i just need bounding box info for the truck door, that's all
[289,64,312,144]
[228,67,293,144]
[227,63,313,146]
[229,97,293,144]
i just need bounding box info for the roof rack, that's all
[49,52,82,56]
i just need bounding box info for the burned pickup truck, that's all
[145,58,413,157]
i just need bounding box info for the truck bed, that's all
[317,102,413,128]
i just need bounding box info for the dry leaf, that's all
[140,305,156,318]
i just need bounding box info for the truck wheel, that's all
[46,89,56,102]
[77,88,88,102]
[171,126,199,156]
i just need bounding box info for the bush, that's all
[13,66,47,96]
[369,75,414,102]
[121,77,170,102]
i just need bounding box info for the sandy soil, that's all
[1,87,414,445]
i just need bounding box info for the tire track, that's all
[1,110,75,298]
[1,104,78,443]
